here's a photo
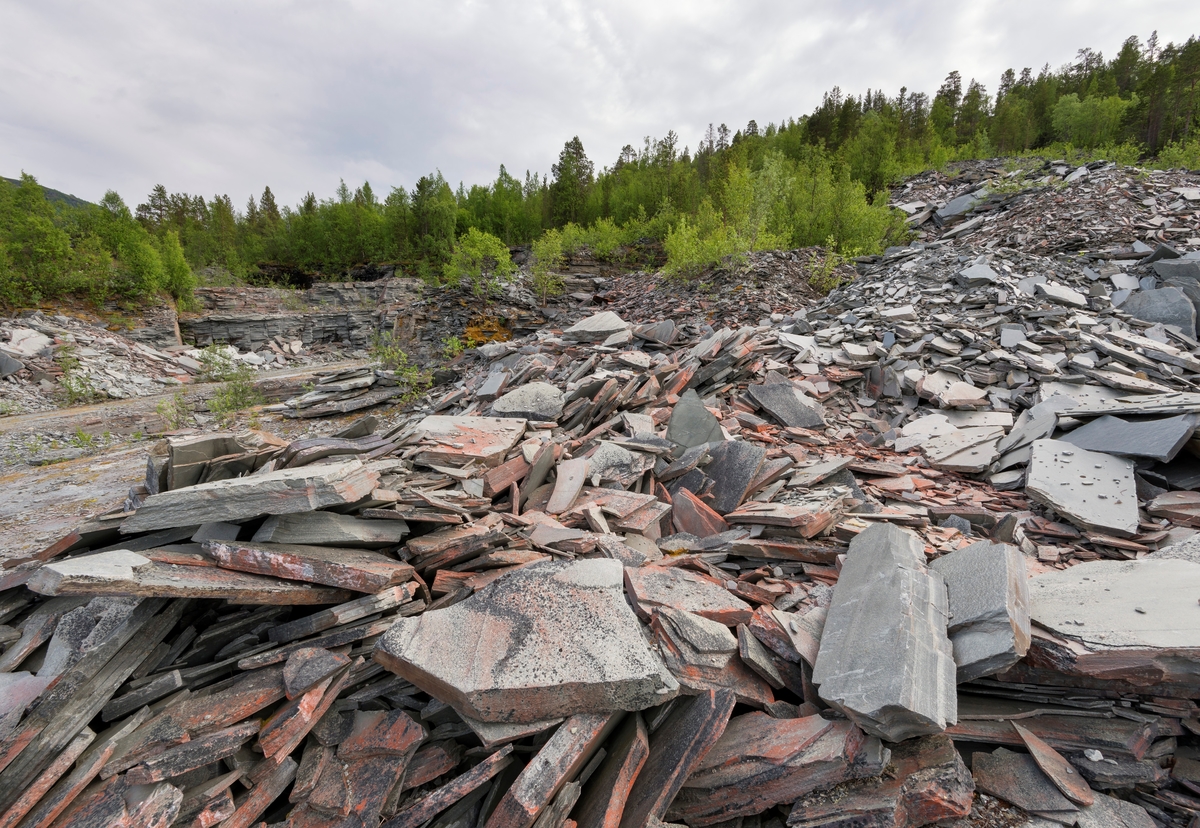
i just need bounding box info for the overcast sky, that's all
[2,0,1199,208]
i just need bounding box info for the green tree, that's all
[443,227,515,297]
[159,230,197,305]
[550,136,595,227]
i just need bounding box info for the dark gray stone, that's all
[930,541,1030,683]
[1153,259,1200,281]
[1025,439,1139,537]
[0,352,23,378]
[1061,414,1196,463]
[811,523,956,742]
[704,440,766,515]
[747,382,825,429]
[1118,286,1197,338]
[666,389,724,450]
[491,382,564,421]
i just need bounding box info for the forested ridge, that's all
[3,32,1200,308]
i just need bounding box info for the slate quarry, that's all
[3,156,1200,828]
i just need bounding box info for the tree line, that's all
[2,32,1198,308]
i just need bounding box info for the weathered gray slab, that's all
[1061,413,1195,463]
[412,416,527,468]
[1029,558,1200,651]
[491,382,565,421]
[562,311,631,342]
[121,459,379,533]
[811,523,956,742]
[1025,439,1139,537]
[1119,286,1197,338]
[747,382,825,429]
[666,389,723,449]
[374,559,678,723]
[705,440,767,515]
[251,511,409,547]
[930,541,1030,683]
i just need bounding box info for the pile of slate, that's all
[2,304,1200,828]
[269,365,423,419]
[892,158,1200,254]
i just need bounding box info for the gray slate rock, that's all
[1061,413,1196,463]
[1152,259,1200,281]
[1119,287,1197,338]
[811,523,957,742]
[491,381,565,421]
[930,541,1030,683]
[747,382,825,429]
[704,440,767,515]
[1025,439,1140,537]
[373,558,678,724]
[0,352,23,379]
[666,389,724,450]
[562,311,631,342]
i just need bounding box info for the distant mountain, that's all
[2,177,93,209]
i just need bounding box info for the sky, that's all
[2,0,1199,208]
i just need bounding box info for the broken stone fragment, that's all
[562,311,632,343]
[491,382,565,421]
[412,415,528,468]
[1025,439,1139,537]
[251,511,409,547]
[624,565,753,626]
[670,714,878,826]
[747,382,825,429]
[120,458,380,533]
[930,540,1030,683]
[1119,286,1197,338]
[650,607,774,707]
[1061,413,1196,463]
[665,389,723,450]
[374,559,677,724]
[811,523,957,742]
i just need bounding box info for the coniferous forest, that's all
[2,33,1200,308]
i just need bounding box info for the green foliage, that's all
[159,230,197,307]
[442,335,465,358]
[207,367,263,423]
[197,344,242,382]
[55,346,99,405]
[156,390,191,429]
[69,428,96,449]
[369,332,431,400]
[443,228,515,298]
[530,228,565,304]
[1156,137,1200,169]
[1052,93,1132,147]
[808,239,853,293]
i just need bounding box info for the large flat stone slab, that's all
[563,311,631,343]
[491,382,565,422]
[1061,413,1195,463]
[251,512,409,548]
[374,559,677,723]
[811,523,957,742]
[120,459,379,533]
[624,565,753,626]
[1119,286,1197,338]
[705,440,767,515]
[1025,439,1139,537]
[206,540,414,593]
[748,382,825,429]
[412,416,527,468]
[930,541,1030,683]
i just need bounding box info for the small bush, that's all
[530,229,565,304]
[56,346,99,405]
[197,344,242,382]
[156,390,190,429]
[443,228,515,298]
[207,365,262,423]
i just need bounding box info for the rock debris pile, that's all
[4,291,1200,827]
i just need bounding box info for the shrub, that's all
[443,228,515,298]
[530,229,565,304]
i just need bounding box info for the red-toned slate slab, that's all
[669,713,874,825]
[207,540,415,593]
[337,709,425,760]
[381,744,515,828]
[574,713,650,828]
[624,565,752,626]
[401,741,465,792]
[125,721,259,785]
[484,713,616,828]
[785,734,973,828]
[0,727,94,828]
[284,648,352,700]
[671,488,729,538]
[222,756,298,828]
[1013,721,1095,806]
[651,608,774,708]
[618,689,736,828]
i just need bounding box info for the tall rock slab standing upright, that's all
[811,523,956,742]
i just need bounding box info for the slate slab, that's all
[666,389,723,450]
[251,512,409,548]
[625,565,753,626]
[374,559,678,723]
[811,523,957,742]
[563,312,632,343]
[1025,439,1139,537]
[412,416,528,468]
[491,382,565,421]
[1061,413,1195,463]
[1119,286,1197,338]
[704,440,767,515]
[930,540,1030,683]
[747,382,825,429]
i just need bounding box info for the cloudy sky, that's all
[2,0,1198,208]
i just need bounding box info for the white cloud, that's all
[1,0,1196,206]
